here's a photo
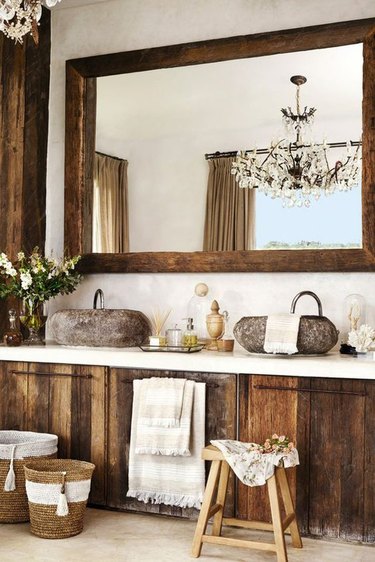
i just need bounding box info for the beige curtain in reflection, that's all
[93,152,129,253]
[203,157,255,251]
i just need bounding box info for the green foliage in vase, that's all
[0,248,82,308]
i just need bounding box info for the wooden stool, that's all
[192,445,302,562]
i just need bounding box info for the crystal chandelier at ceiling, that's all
[231,75,362,208]
[0,0,61,44]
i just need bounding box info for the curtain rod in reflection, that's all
[205,140,361,160]
[95,150,126,162]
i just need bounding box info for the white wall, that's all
[47,0,375,343]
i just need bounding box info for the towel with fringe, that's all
[135,379,194,456]
[127,379,206,509]
[138,377,186,428]
[263,313,300,355]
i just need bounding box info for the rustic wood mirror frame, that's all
[65,18,375,273]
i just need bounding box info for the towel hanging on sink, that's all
[264,313,301,355]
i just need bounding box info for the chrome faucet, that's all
[93,289,105,310]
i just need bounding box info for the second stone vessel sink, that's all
[49,309,151,347]
[234,291,339,355]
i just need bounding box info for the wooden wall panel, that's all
[0,11,50,338]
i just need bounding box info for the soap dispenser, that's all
[183,318,198,347]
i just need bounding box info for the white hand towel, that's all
[127,380,206,509]
[264,313,300,355]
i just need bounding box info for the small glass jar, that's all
[166,326,182,347]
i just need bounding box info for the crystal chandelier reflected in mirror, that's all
[231,75,362,208]
[0,0,62,44]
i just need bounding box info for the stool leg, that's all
[276,468,303,549]
[191,459,221,558]
[211,459,230,536]
[267,474,288,562]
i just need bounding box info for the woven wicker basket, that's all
[0,431,58,523]
[25,459,95,539]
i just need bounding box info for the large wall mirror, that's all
[65,18,375,272]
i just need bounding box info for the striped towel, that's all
[127,379,206,509]
[263,313,300,355]
[138,377,186,428]
[135,379,194,456]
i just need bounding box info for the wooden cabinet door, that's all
[239,374,374,543]
[308,377,370,542]
[238,374,310,533]
[107,368,237,518]
[0,361,107,506]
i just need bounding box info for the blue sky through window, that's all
[255,185,362,249]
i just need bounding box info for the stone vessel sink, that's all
[234,291,339,355]
[49,309,151,347]
[234,315,339,355]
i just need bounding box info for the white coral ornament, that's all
[348,324,375,353]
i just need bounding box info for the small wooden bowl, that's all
[217,339,234,352]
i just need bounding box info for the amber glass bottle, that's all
[3,309,22,347]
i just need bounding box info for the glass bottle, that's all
[3,309,22,347]
[187,283,210,344]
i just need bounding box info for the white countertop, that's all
[0,343,374,380]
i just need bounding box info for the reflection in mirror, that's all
[94,43,362,253]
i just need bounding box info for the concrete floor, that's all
[0,508,374,562]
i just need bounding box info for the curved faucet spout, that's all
[93,289,105,310]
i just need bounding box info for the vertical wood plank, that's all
[86,364,106,505]
[362,27,375,257]
[309,378,366,541]
[238,374,301,524]
[65,64,96,255]
[0,38,25,338]
[0,362,28,430]
[22,11,50,253]
[48,364,72,459]
[26,369,50,433]
[364,380,375,543]
[0,17,50,337]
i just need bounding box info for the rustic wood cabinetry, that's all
[238,374,375,543]
[107,368,237,517]
[0,359,373,542]
[0,361,107,505]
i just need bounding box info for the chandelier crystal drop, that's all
[0,0,62,44]
[231,75,362,208]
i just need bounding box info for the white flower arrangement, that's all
[0,248,81,308]
[348,324,375,353]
